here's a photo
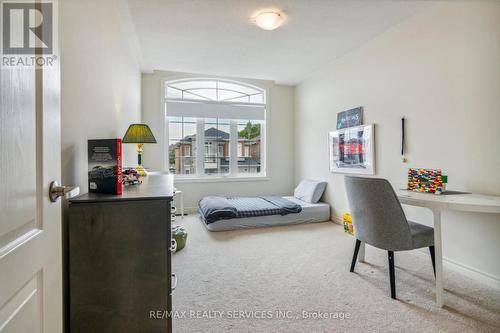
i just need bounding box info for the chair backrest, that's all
[344,176,413,251]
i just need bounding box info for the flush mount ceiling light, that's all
[253,10,285,31]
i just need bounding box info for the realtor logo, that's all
[2,2,53,54]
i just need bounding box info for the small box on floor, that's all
[343,212,354,236]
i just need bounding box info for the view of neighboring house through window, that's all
[165,79,266,178]
[168,117,197,175]
[204,118,230,175]
[238,120,261,173]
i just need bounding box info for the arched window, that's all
[164,79,266,178]
[166,79,265,104]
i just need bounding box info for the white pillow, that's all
[294,180,327,203]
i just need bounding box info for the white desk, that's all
[357,190,500,307]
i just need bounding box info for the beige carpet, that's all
[172,216,500,333]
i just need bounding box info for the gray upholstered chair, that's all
[344,176,435,299]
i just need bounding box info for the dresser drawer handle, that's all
[171,273,178,290]
[169,239,177,252]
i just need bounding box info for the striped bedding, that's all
[229,197,283,218]
[199,196,302,224]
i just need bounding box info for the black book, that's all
[88,139,122,194]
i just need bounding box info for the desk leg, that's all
[432,210,444,307]
[358,242,365,263]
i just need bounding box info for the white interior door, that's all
[0,1,62,332]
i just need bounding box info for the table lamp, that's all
[123,124,157,176]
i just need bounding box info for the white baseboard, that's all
[333,215,500,289]
[331,215,343,225]
[412,248,500,289]
[177,206,198,215]
[441,255,500,289]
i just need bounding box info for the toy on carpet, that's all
[343,212,354,236]
[171,225,187,252]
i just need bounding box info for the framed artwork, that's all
[336,107,363,129]
[329,124,375,175]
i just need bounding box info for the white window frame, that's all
[163,78,267,181]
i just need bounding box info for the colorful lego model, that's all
[122,168,142,186]
[343,212,354,236]
[407,168,447,194]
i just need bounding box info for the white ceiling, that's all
[126,0,433,85]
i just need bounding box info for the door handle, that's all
[49,181,80,202]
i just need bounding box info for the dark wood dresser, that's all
[66,173,174,333]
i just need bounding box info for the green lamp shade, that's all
[122,124,157,143]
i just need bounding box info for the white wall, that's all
[141,70,295,209]
[61,0,142,192]
[295,1,500,282]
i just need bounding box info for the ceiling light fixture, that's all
[253,10,285,31]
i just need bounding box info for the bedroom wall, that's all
[141,70,295,210]
[294,1,500,283]
[61,0,142,192]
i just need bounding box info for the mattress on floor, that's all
[203,196,330,231]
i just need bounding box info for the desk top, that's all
[70,173,174,203]
[397,190,500,213]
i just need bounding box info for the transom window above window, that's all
[166,79,265,104]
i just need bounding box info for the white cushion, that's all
[294,180,327,203]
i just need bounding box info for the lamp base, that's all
[136,165,148,177]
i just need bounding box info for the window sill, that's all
[173,175,269,184]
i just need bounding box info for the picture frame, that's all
[329,124,375,175]
[336,107,363,129]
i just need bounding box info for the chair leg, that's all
[388,251,396,299]
[350,239,361,272]
[429,246,436,277]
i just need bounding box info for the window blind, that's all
[166,100,265,120]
